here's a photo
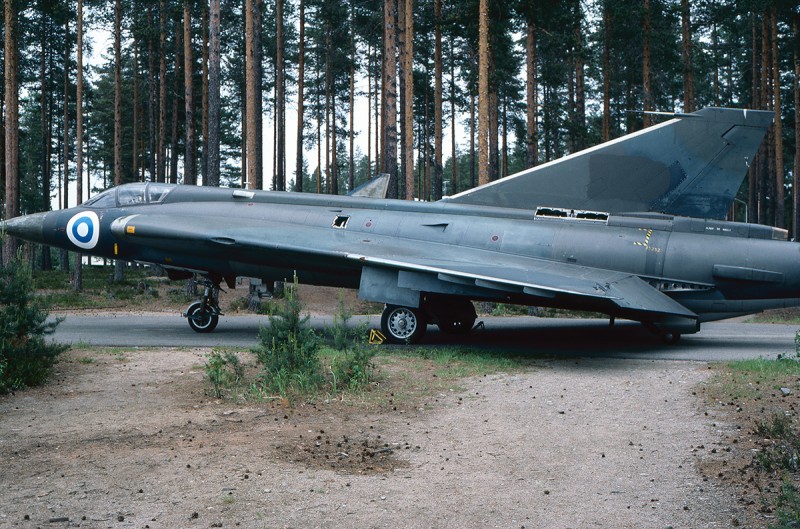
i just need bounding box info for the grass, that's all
[704,356,800,526]
[705,357,800,400]
[751,308,800,324]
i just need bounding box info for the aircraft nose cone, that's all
[1,212,48,244]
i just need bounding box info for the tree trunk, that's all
[3,0,19,265]
[74,0,84,291]
[114,0,125,281]
[39,13,51,271]
[170,22,181,184]
[450,40,457,195]
[642,0,652,128]
[245,0,261,190]
[771,7,784,228]
[489,88,498,181]
[349,7,355,193]
[759,13,770,225]
[208,0,221,187]
[132,46,139,182]
[477,0,489,185]
[793,13,800,240]
[325,34,331,194]
[573,0,585,151]
[397,0,406,197]
[157,0,167,184]
[275,0,284,191]
[184,0,195,185]
[382,0,398,197]
[469,89,475,189]
[147,7,156,181]
[367,41,372,181]
[63,10,70,212]
[433,0,442,200]
[748,14,759,222]
[602,4,611,141]
[681,0,694,113]
[526,12,538,166]
[201,2,209,185]
[403,0,414,200]
[295,0,305,192]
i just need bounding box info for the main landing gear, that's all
[380,297,477,344]
[184,278,223,333]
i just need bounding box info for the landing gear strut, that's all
[184,278,223,333]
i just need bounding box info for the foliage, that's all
[328,293,375,392]
[204,349,245,399]
[252,277,321,396]
[772,482,800,529]
[0,257,68,393]
[755,413,800,473]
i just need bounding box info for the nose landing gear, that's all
[184,278,223,333]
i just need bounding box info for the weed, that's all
[205,349,245,399]
[772,482,800,529]
[327,293,376,392]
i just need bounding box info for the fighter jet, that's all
[2,107,793,344]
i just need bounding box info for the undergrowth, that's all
[0,256,68,393]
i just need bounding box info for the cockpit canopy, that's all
[83,183,176,208]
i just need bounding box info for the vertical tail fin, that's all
[444,108,773,219]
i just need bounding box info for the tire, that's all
[187,301,219,333]
[381,305,427,344]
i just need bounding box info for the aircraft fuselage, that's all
[12,183,800,338]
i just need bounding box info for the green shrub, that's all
[205,349,245,398]
[329,293,375,391]
[0,257,68,393]
[253,277,321,396]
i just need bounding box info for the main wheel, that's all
[381,305,427,344]
[186,301,219,333]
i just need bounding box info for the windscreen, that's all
[82,183,176,208]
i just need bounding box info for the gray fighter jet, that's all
[2,107,792,344]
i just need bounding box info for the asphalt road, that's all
[48,312,798,362]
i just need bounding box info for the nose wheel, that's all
[381,305,427,344]
[183,278,222,333]
[185,301,220,333]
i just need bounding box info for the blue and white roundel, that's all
[66,211,100,250]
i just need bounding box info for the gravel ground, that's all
[0,346,747,529]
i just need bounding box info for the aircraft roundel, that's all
[66,211,100,250]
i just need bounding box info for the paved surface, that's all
[49,312,798,362]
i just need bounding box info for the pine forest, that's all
[2,0,800,268]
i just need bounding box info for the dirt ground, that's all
[3,284,786,528]
[1,341,755,529]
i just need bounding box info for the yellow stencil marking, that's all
[633,228,653,248]
[126,225,136,234]
[633,228,662,253]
